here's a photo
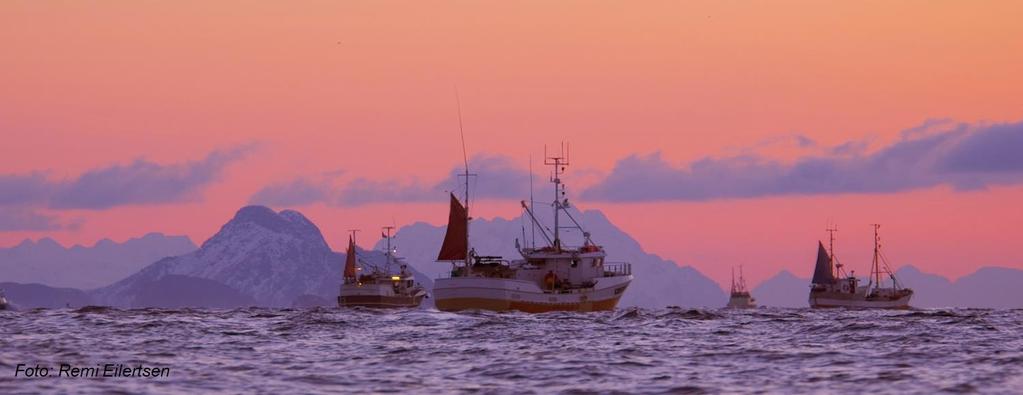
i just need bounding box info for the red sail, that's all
[344,236,357,279]
[437,193,468,261]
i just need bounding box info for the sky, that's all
[2,1,1022,289]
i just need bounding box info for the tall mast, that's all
[871,224,881,289]
[825,225,838,277]
[382,226,395,273]
[545,143,570,251]
[739,265,746,292]
[731,267,736,293]
[454,86,473,270]
[529,154,536,249]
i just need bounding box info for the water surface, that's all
[2,307,1020,394]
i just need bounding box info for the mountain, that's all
[947,267,1023,309]
[376,207,726,308]
[889,265,1023,308]
[752,270,810,307]
[0,233,196,289]
[92,206,431,308]
[131,275,256,309]
[894,265,957,308]
[0,282,95,309]
[94,206,348,307]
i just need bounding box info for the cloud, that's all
[48,145,254,210]
[248,154,534,207]
[0,173,55,206]
[938,122,1023,173]
[339,154,532,206]
[0,145,254,211]
[0,208,63,231]
[249,178,334,207]
[582,120,1023,202]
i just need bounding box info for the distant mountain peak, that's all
[99,206,346,307]
[36,237,62,249]
[770,269,800,280]
[203,205,328,251]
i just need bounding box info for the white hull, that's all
[726,295,756,309]
[809,293,912,309]
[434,275,632,312]
[338,282,425,308]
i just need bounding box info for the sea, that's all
[1,307,1021,394]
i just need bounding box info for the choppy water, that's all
[1,307,1021,394]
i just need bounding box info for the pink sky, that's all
[2,2,1022,288]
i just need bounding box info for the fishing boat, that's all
[432,145,633,313]
[0,289,8,310]
[726,266,756,308]
[808,225,913,309]
[337,228,426,308]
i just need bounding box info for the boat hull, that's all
[809,292,912,309]
[433,275,632,313]
[726,295,756,309]
[338,283,424,308]
[337,294,424,308]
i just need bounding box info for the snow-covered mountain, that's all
[376,206,726,308]
[94,206,348,307]
[0,233,196,289]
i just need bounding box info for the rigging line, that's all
[454,85,469,174]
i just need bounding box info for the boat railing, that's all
[603,262,631,277]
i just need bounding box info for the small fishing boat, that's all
[432,144,633,313]
[337,228,426,308]
[726,266,757,308]
[0,289,9,310]
[808,225,913,309]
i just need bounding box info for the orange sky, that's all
[2,1,1022,288]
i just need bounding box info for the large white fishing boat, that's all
[338,228,426,308]
[726,266,757,309]
[433,145,632,313]
[808,225,913,309]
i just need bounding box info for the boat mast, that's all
[545,143,569,251]
[382,225,395,273]
[826,225,838,278]
[731,267,736,294]
[739,265,747,293]
[529,154,536,249]
[871,224,881,290]
[454,86,473,272]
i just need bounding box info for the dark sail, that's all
[437,193,468,261]
[811,241,836,284]
[344,236,357,279]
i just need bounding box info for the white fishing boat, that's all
[808,225,913,309]
[338,228,426,308]
[433,145,632,313]
[0,289,8,310]
[726,266,757,309]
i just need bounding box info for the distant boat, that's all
[726,266,757,309]
[432,144,633,313]
[808,225,913,309]
[0,289,9,310]
[337,228,426,308]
